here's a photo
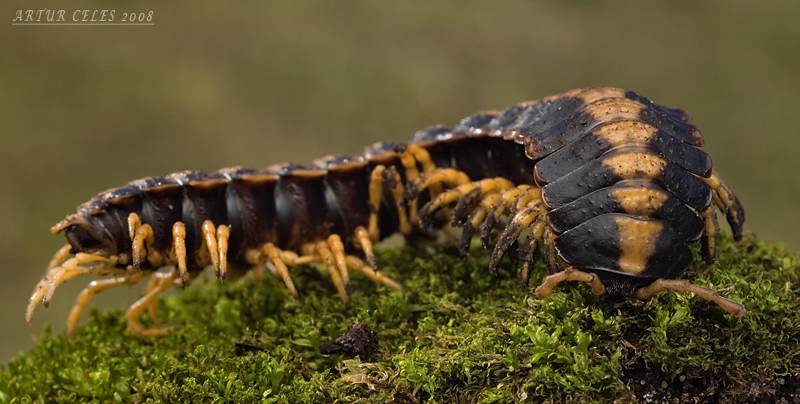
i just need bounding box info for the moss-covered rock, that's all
[2,233,798,403]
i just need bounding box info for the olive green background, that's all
[1,1,798,364]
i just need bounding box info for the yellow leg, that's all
[282,249,317,266]
[457,191,504,256]
[480,185,534,247]
[261,243,299,299]
[384,166,412,235]
[489,199,545,274]
[353,226,377,271]
[699,205,719,265]
[518,214,548,287]
[125,268,180,338]
[128,213,161,270]
[405,144,436,175]
[200,220,231,279]
[415,177,515,256]
[420,179,503,220]
[399,144,442,222]
[440,178,515,226]
[345,255,403,291]
[534,267,606,298]
[46,244,72,271]
[131,222,153,270]
[246,233,405,304]
[67,271,148,340]
[43,266,92,305]
[368,163,417,239]
[542,226,560,275]
[469,192,504,230]
[217,224,230,279]
[458,178,514,214]
[701,170,745,240]
[172,222,189,287]
[327,234,352,296]
[399,147,420,185]
[403,144,440,198]
[404,168,471,207]
[127,212,141,241]
[366,145,441,240]
[142,271,172,325]
[315,240,350,306]
[201,220,221,277]
[27,252,117,321]
[634,278,745,316]
[511,187,541,216]
[264,247,325,298]
[407,169,472,230]
[368,165,386,241]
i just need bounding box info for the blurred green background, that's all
[2,1,798,363]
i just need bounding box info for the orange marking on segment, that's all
[612,187,669,216]
[614,216,662,275]
[603,152,667,180]
[594,121,658,146]
[574,87,628,104]
[580,98,646,123]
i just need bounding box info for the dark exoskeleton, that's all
[27,87,746,339]
[408,87,745,315]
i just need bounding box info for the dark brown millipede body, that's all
[27,87,746,339]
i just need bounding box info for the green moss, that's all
[2,233,799,403]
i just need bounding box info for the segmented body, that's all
[28,87,747,339]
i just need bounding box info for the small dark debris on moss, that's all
[320,323,379,357]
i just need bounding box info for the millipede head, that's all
[52,215,116,257]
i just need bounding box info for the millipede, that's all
[27,87,746,339]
